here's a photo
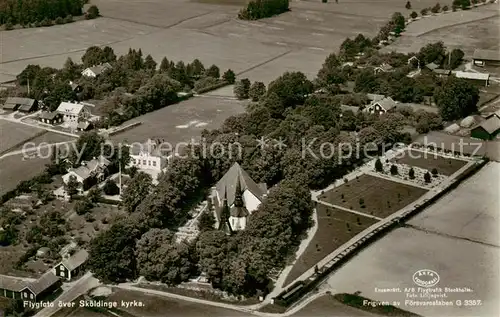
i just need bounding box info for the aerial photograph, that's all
[0,0,499,316]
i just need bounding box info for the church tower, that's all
[218,187,232,235]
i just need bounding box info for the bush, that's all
[431,3,441,13]
[5,22,14,30]
[405,1,412,9]
[409,168,415,179]
[41,19,53,27]
[374,158,383,172]
[238,0,290,20]
[410,11,418,19]
[249,81,266,101]
[424,171,432,183]
[103,180,120,196]
[55,17,65,25]
[421,8,429,15]
[75,198,93,215]
[194,76,221,92]
[431,168,438,176]
[64,15,73,24]
[86,5,100,20]
[390,165,398,175]
[442,5,449,11]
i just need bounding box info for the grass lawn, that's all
[318,174,428,219]
[284,206,379,287]
[0,153,49,196]
[392,149,468,176]
[0,120,44,154]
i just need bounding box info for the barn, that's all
[0,276,25,300]
[21,271,61,302]
[470,116,500,140]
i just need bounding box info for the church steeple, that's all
[234,175,244,208]
[218,186,232,235]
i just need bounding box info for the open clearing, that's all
[110,96,246,145]
[284,205,379,287]
[0,120,43,154]
[392,149,468,176]
[318,174,428,219]
[409,161,500,246]
[384,5,499,57]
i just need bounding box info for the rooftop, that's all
[453,71,490,81]
[0,275,28,292]
[60,249,89,271]
[473,49,500,62]
[56,102,85,116]
[473,116,500,135]
[39,111,60,120]
[26,271,60,295]
[215,162,266,207]
[4,97,35,106]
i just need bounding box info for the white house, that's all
[54,249,89,281]
[129,139,169,172]
[56,102,90,123]
[81,62,112,78]
[213,162,267,233]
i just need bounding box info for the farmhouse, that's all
[453,71,490,87]
[2,97,38,112]
[212,162,267,232]
[81,62,112,78]
[56,101,90,123]
[62,156,111,194]
[54,249,89,281]
[472,49,500,67]
[38,111,63,125]
[21,271,61,302]
[129,139,169,174]
[470,116,500,140]
[365,97,397,115]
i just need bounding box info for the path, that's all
[0,140,75,160]
[0,116,78,138]
[314,200,383,221]
[34,272,100,317]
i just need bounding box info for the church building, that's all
[212,162,267,233]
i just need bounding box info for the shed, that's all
[39,111,63,125]
[0,276,26,300]
[453,71,490,87]
[36,247,51,258]
[21,271,61,302]
[470,116,500,140]
[444,123,460,134]
[3,97,38,112]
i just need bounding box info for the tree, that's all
[86,5,100,20]
[317,53,346,85]
[82,46,104,67]
[421,8,429,15]
[354,69,379,93]
[103,180,120,195]
[445,49,464,70]
[88,222,139,283]
[390,164,398,175]
[234,78,251,100]
[222,69,236,84]
[406,1,412,9]
[266,71,313,111]
[424,171,431,183]
[198,209,216,232]
[196,230,229,287]
[87,187,102,203]
[144,54,157,70]
[431,3,441,13]
[75,198,93,215]
[64,175,79,198]
[410,11,418,19]
[409,167,415,179]
[417,41,446,65]
[121,172,153,213]
[391,12,406,33]
[206,65,220,79]
[442,5,449,11]
[159,57,171,72]
[249,81,266,101]
[189,59,205,78]
[375,158,383,172]
[453,0,471,9]
[434,77,479,120]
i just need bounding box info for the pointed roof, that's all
[230,178,249,217]
[215,162,266,207]
[218,187,232,235]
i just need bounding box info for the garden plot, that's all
[318,174,428,219]
[284,205,379,287]
[391,148,468,176]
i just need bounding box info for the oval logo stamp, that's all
[412,269,440,288]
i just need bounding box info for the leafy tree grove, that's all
[238,0,289,20]
[0,0,88,27]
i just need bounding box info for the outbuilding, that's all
[2,97,38,112]
[472,49,500,67]
[21,271,61,302]
[0,276,25,300]
[470,116,500,140]
[453,71,490,87]
[39,111,63,125]
[54,249,89,281]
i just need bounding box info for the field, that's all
[284,205,379,287]
[384,5,499,57]
[318,174,428,219]
[110,96,246,145]
[0,0,448,85]
[392,149,468,176]
[0,120,44,154]
[409,161,500,246]
[0,153,49,195]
